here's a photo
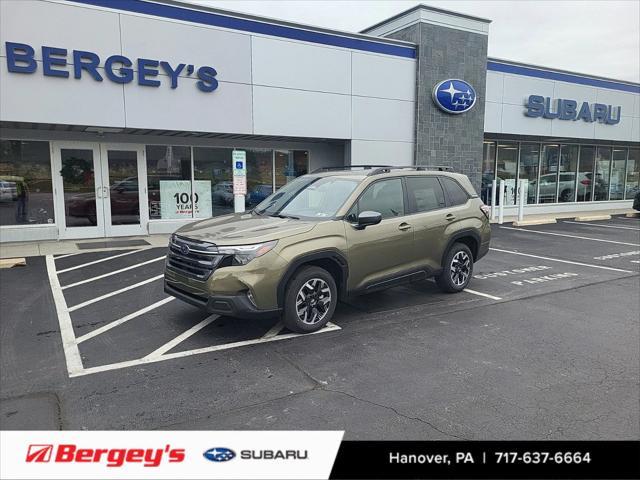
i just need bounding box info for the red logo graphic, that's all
[24,444,185,467]
[26,445,53,463]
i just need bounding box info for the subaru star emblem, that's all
[180,243,190,255]
[203,447,236,462]
[432,79,477,114]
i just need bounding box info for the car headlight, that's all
[218,240,278,265]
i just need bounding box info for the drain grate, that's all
[76,239,150,250]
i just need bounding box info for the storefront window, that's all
[496,142,517,205]
[539,144,560,203]
[481,141,495,204]
[626,148,639,200]
[0,140,55,226]
[146,145,192,220]
[558,145,579,203]
[594,147,612,201]
[244,149,273,210]
[193,147,234,219]
[610,148,627,200]
[518,143,539,204]
[577,146,595,201]
[275,150,308,190]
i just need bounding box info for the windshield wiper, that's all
[271,213,300,220]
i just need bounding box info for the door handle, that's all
[446,213,456,221]
[102,186,109,198]
[398,222,412,231]
[96,187,102,199]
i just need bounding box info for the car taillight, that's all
[480,204,491,219]
[580,179,591,185]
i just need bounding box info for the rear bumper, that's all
[164,281,280,319]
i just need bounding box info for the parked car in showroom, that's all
[164,166,491,333]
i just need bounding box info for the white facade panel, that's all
[125,80,252,133]
[631,118,640,142]
[119,14,252,84]
[483,101,502,133]
[595,88,637,116]
[252,86,351,138]
[352,96,414,142]
[350,140,414,166]
[550,112,596,139]
[552,82,598,105]
[251,36,351,94]
[0,59,126,126]
[485,71,504,104]
[593,115,635,142]
[352,52,415,101]
[502,74,554,106]
[0,0,121,61]
[501,103,552,136]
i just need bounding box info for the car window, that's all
[440,177,469,206]
[406,177,446,213]
[351,178,405,220]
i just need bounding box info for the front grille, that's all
[167,236,224,280]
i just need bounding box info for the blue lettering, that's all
[42,46,69,78]
[606,105,621,125]
[5,42,37,73]
[576,101,592,122]
[559,99,577,120]
[137,58,160,87]
[73,50,102,81]
[525,95,545,117]
[593,103,607,123]
[104,55,133,83]
[159,61,185,89]
[542,97,560,119]
[196,66,218,92]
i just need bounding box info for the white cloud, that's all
[190,0,640,82]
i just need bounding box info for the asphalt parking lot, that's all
[1,216,639,439]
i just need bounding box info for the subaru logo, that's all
[179,244,190,255]
[203,447,235,462]
[432,79,477,114]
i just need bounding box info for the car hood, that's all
[175,213,317,244]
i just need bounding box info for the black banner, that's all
[330,441,640,479]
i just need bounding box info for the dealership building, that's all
[1,0,638,243]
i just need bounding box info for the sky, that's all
[190,0,640,83]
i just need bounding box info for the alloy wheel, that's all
[295,278,332,324]
[450,251,471,287]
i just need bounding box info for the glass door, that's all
[53,142,105,239]
[100,144,147,237]
[53,142,147,239]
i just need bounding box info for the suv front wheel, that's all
[436,243,474,293]
[282,266,337,333]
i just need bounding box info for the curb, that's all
[511,218,557,227]
[574,215,612,222]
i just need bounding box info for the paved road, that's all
[1,216,638,439]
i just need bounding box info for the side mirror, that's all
[355,211,382,230]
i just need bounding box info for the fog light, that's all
[246,290,257,307]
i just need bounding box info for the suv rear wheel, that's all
[436,243,474,293]
[282,266,337,333]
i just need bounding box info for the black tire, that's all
[282,266,337,334]
[435,243,474,293]
[559,189,572,202]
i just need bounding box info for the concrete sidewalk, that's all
[489,207,637,224]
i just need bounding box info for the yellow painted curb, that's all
[574,215,612,221]
[0,258,26,269]
[511,218,557,227]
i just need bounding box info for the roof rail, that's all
[311,165,392,173]
[366,165,455,176]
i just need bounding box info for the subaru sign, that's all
[203,448,236,462]
[4,41,219,92]
[432,79,477,114]
[524,95,621,125]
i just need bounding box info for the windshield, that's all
[254,176,359,219]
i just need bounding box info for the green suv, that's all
[164,166,491,333]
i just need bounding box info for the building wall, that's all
[0,0,416,164]
[387,22,488,192]
[485,64,640,143]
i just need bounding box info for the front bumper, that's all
[164,281,280,319]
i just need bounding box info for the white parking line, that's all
[562,220,640,231]
[45,255,84,376]
[262,321,284,339]
[490,247,635,273]
[61,256,166,290]
[144,315,218,359]
[76,297,175,344]
[67,274,164,312]
[69,322,342,377]
[56,249,141,274]
[463,288,502,300]
[500,226,640,246]
[53,253,80,260]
